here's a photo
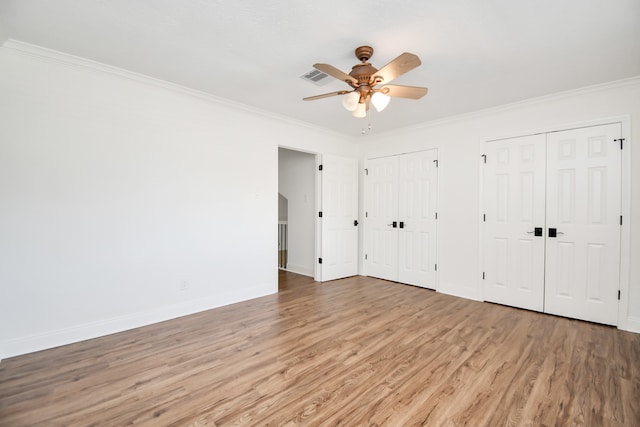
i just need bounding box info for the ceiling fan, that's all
[303,45,428,118]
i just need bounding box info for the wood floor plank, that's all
[1,271,639,426]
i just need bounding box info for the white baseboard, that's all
[437,282,483,301]
[621,316,640,334]
[0,285,275,359]
[284,264,314,277]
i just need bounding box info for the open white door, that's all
[319,154,358,281]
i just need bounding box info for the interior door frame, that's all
[277,145,321,281]
[477,115,633,331]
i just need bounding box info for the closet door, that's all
[483,134,546,311]
[545,124,622,325]
[365,156,399,282]
[398,150,439,289]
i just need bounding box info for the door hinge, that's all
[435,264,438,271]
[483,214,486,222]
[365,254,368,260]
[435,212,438,220]
[365,211,368,218]
[318,258,322,264]
[481,154,487,164]
[433,159,439,168]
[318,211,323,218]
[365,168,368,175]
[318,164,323,171]
[482,272,485,280]
[620,215,623,226]
[618,290,621,300]
[614,138,625,150]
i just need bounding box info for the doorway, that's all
[278,147,316,278]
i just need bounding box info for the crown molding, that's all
[0,39,351,141]
[369,75,640,138]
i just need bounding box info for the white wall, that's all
[358,77,640,332]
[278,148,316,277]
[0,43,356,358]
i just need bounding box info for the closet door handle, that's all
[526,227,543,236]
[399,221,405,229]
[549,228,564,238]
[387,221,397,228]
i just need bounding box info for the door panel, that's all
[544,123,621,325]
[365,156,399,281]
[398,150,438,289]
[483,134,546,311]
[320,155,358,281]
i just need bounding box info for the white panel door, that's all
[365,156,399,282]
[483,134,546,311]
[320,154,359,282]
[545,124,621,325]
[398,150,439,289]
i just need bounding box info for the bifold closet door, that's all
[544,123,621,325]
[483,134,546,311]
[398,150,438,289]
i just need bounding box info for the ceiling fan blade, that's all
[303,90,350,101]
[379,85,428,99]
[372,52,421,84]
[313,63,358,86]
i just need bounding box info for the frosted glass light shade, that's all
[341,91,360,111]
[352,102,367,118]
[371,92,391,112]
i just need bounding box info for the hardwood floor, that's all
[1,271,639,426]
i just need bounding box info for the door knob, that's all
[548,228,564,238]
[526,227,543,236]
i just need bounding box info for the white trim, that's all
[617,116,632,331]
[433,148,441,292]
[0,39,350,141]
[439,282,483,302]
[284,264,314,277]
[0,284,274,359]
[625,317,640,334]
[371,76,640,137]
[315,154,323,282]
[477,137,486,302]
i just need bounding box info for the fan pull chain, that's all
[361,110,373,134]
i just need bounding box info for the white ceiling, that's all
[1,0,639,136]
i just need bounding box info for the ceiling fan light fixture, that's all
[352,102,367,118]
[371,92,391,112]
[341,91,360,111]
